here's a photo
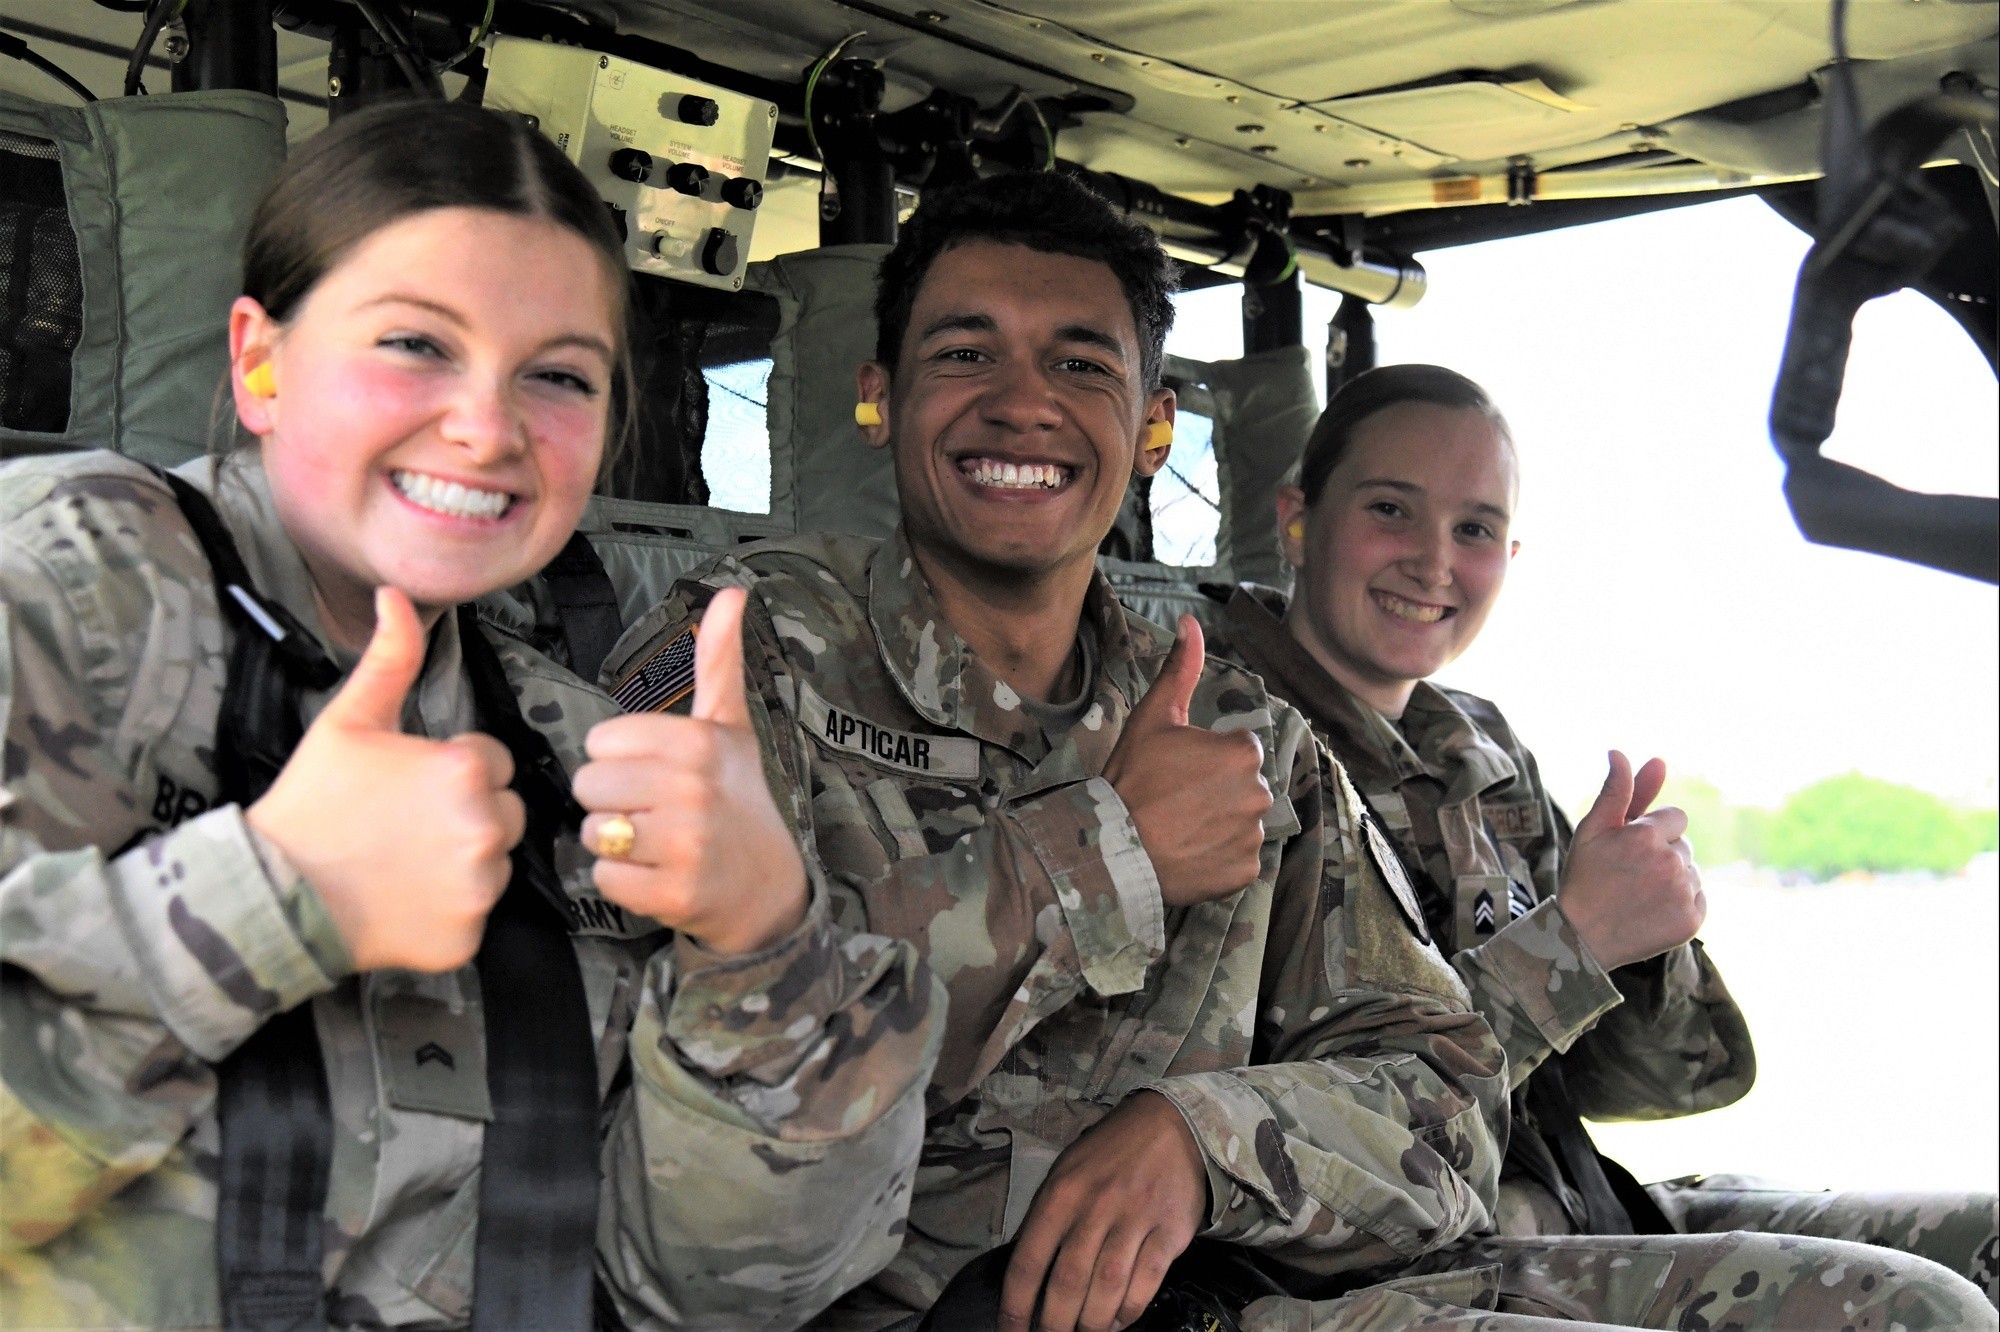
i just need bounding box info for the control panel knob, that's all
[607,148,653,183]
[699,227,740,276]
[665,162,710,196]
[720,176,764,211]
[675,95,721,127]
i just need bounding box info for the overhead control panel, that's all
[484,36,776,291]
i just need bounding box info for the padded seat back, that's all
[0,89,287,463]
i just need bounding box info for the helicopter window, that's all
[700,357,773,515]
[1147,408,1221,568]
[1167,285,1245,365]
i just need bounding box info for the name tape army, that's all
[798,682,980,779]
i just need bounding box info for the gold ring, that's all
[595,813,636,860]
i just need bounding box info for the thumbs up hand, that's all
[574,587,808,956]
[247,588,525,974]
[1103,616,1272,907]
[1556,750,1706,972]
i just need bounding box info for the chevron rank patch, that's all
[612,623,698,713]
[1472,888,1497,935]
[1508,878,1537,920]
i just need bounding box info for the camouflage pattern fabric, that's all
[1236,1228,1998,1329]
[1218,586,1753,1228]
[1215,587,1996,1327]
[1649,1174,2000,1308]
[1272,1224,1992,1328]
[0,450,942,1330]
[599,527,1512,1329]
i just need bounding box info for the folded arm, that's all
[0,594,348,1253]
[1562,938,1755,1119]
[1143,734,1508,1273]
[1531,789,1755,1120]
[595,891,944,1330]
[625,581,1166,1106]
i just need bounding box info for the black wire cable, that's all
[123,0,176,96]
[353,0,437,95]
[0,32,99,102]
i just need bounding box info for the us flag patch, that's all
[611,624,698,713]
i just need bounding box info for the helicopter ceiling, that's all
[586,0,1995,210]
[5,1,1994,214]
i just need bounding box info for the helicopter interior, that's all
[1,0,1994,660]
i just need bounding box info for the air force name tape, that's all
[798,681,980,779]
[612,623,699,713]
[1485,800,1544,841]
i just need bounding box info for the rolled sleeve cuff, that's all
[1471,897,1623,1054]
[661,880,842,1081]
[1606,941,1692,1018]
[1013,777,1166,997]
[112,805,350,1062]
[1138,1071,1297,1227]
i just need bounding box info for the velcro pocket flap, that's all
[370,973,493,1122]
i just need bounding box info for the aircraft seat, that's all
[0,89,287,464]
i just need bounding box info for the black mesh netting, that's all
[0,131,81,435]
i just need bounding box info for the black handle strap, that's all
[159,469,600,1329]
[156,470,338,1332]
[458,608,602,1331]
[214,1004,335,1332]
[1525,1058,1635,1235]
[542,531,623,685]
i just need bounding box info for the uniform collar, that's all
[175,448,472,737]
[177,448,345,665]
[1222,585,1515,803]
[1400,684,1518,806]
[1223,585,1409,789]
[866,527,1160,771]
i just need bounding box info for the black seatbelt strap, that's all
[1524,1058,1634,1235]
[212,1002,336,1332]
[159,471,600,1329]
[456,606,601,1329]
[161,471,341,1332]
[542,531,622,684]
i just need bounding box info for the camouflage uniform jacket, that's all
[0,451,942,1330]
[600,529,1511,1323]
[1218,586,1755,1226]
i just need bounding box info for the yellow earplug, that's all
[854,401,883,428]
[1285,520,1305,540]
[243,362,276,398]
[1144,421,1173,450]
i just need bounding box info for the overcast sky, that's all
[1168,195,1999,813]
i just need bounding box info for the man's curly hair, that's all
[874,171,1178,390]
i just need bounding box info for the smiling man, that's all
[598,174,1511,1331]
[1216,363,1998,1327]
